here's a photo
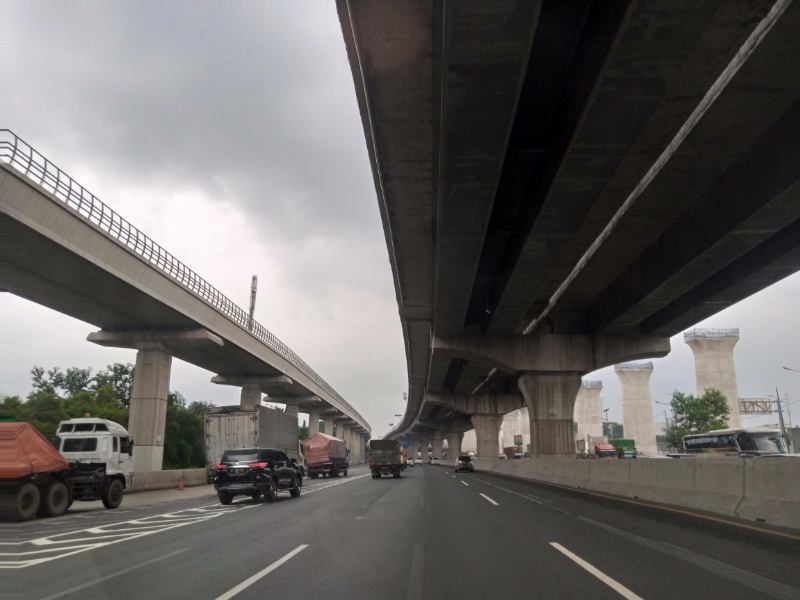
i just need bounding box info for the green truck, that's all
[608,439,637,458]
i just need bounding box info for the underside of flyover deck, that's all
[339,0,800,451]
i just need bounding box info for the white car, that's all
[414,458,423,464]
[431,457,440,465]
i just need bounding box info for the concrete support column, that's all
[308,409,320,436]
[615,363,658,456]
[283,401,299,419]
[320,419,331,435]
[470,415,503,458]
[685,330,742,428]
[430,432,443,460]
[239,382,262,408]
[339,424,349,452]
[352,431,361,464]
[445,432,463,459]
[574,381,604,452]
[129,347,172,471]
[518,372,581,456]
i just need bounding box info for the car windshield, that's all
[458,456,471,462]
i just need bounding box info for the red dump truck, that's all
[592,441,618,459]
[1,421,131,521]
[301,433,349,478]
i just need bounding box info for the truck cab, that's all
[53,418,134,490]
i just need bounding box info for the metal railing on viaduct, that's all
[0,128,367,428]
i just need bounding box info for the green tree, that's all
[18,391,69,437]
[94,363,134,409]
[163,392,205,469]
[0,395,23,421]
[298,419,309,441]
[665,388,730,450]
[603,421,624,439]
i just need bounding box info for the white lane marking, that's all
[35,548,189,600]
[302,474,369,494]
[479,493,498,506]
[461,481,469,487]
[215,544,308,600]
[550,543,643,600]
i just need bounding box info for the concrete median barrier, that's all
[473,456,799,530]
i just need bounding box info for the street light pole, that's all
[774,387,791,452]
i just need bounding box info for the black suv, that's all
[214,447,302,505]
[454,455,474,473]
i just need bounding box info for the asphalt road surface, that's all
[2,464,797,600]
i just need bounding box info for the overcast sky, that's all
[3,2,799,438]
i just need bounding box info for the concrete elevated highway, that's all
[338,0,800,456]
[0,131,370,469]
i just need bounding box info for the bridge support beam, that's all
[430,432,443,460]
[88,328,223,471]
[210,375,293,408]
[615,363,658,456]
[445,432,463,459]
[128,346,172,471]
[518,373,582,457]
[470,415,503,458]
[308,409,320,436]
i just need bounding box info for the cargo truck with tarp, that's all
[1,419,133,521]
[301,432,349,478]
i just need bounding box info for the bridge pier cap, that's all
[432,333,669,373]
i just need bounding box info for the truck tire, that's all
[330,469,338,478]
[289,475,301,498]
[102,479,124,509]
[16,483,40,522]
[265,477,278,502]
[218,491,233,505]
[40,482,69,517]
[343,469,348,477]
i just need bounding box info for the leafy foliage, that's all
[665,388,730,450]
[602,421,624,439]
[3,363,211,469]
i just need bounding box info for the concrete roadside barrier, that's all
[131,468,207,492]
[736,458,800,529]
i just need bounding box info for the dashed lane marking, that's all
[551,543,643,600]
[480,493,499,506]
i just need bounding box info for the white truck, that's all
[52,417,135,506]
[204,406,303,482]
[2,418,134,521]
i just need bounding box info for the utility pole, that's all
[775,387,791,452]
[248,275,258,331]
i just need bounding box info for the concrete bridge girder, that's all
[426,392,524,416]
[432,333,670,373]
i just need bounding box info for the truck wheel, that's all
[16,483,40,521]
[343,469,348,477]
[40,482,69,517]
[218,491,233,505]
[266,478,278,502]
[330,469,338,478]
[289,476,301,498]
[102,479,124,509]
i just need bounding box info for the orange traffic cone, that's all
[178,476,184,491]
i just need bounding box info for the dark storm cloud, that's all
[7,2,373,240]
